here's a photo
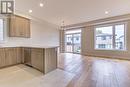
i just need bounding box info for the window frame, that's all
[0,19,5,43]
[94,22,127,51]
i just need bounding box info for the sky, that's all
[96,24,124,38]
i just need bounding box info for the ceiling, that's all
[15,0,130,26]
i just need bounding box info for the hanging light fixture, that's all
[61,21,65,30]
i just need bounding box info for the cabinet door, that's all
[9,15,22,37]
[31,48,44,72]
[44,48,57,74]
[16,47,22,64]
[5,48,17,66]
[24,48,31,65]
[0,48,6,68]
[9,15,30,38]
[15,16,24,36]
[22,18,30,38]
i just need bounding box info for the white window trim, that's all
[94,22,127,51]
[0,18,5,44]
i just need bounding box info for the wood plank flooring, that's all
[58,53,130,87]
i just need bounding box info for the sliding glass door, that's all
[65,29,81,53]
[73,33,81,53]
[65,34,73,52]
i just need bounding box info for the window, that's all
[0,19,4,42]
[98,44,106,48]
[95,26,113,49]
[95,23,126,50]
[115,24,125,50]
[102,36,106,40]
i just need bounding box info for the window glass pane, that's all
[95,26,113,49]
[0,19,3,41]
[65,35,73,52]
[73,34,81,53]
[115,24,125,50]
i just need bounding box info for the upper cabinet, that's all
[9,15,30,38]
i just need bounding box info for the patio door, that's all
[65,29,81,53]
[73,33,81,53]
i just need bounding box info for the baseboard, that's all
[84,54,130,61]
[0,63,22,70]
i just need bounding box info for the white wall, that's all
[0,18,59,47]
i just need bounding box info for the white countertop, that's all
[22,46,59,48]
[0,45,59,48]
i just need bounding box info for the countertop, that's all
[0,45,59,48]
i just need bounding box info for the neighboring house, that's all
[96,33,113,49]
[66,35,81,45]
[96,33,124,49]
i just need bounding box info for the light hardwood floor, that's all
[58,53,130,87]
[0,53,130,87]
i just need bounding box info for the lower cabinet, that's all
[24,48,31,65]
[44,48,57,74]
[31,48,44,72]
[5,48,17,66]
[23,47,57,74]
[0,47,57,74]
[0,48,6,67]
[16,47,22,64]
[0,47,22,68]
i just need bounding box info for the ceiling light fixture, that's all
[40,3,44,7]
[29,10,32,13]
[105,11,109,14]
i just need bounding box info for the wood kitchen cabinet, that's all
[23,47,57,73]
[24,48,31,66]
[31,48,44,72]
[9,15,30,38]
[5,48,18,66]
[0,47,22,68]
[16,47,22,64]
[0,48,6,68]
[30,48,57,73]
[0,47,57,74]
[44,48,57,74]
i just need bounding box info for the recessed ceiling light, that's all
[40,3,44,7]
[29,10,32,13]
[105,11,109,14]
